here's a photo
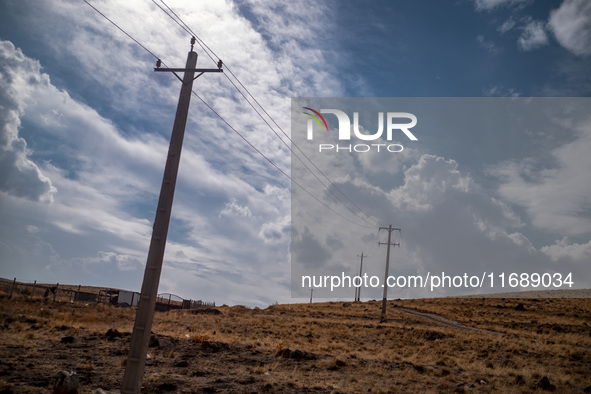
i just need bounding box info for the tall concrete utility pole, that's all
[122,38,222,394]
[355,252,365,302]
[379,225,401,320]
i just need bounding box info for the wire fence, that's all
[0,278,214,311]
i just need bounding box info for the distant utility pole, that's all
[379,225,401,320]
[355,252,365,302]
[309,288,314,304]
[121,38,222,394]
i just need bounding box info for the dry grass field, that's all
[1,291,590,393]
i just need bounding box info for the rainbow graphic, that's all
[303,107,328,132]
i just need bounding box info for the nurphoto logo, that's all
[303,107,418,153]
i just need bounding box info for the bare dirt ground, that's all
[1,291,590,393]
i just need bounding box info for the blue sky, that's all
[0,0,590,306]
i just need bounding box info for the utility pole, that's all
[379,225,400,320]
[309,288,314,304]
[355,252,365,302]
[121,38,222,394]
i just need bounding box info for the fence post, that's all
[8,278,16,299]
[53,283,59,303]
[75,284,81,302]
[31,280,37,301]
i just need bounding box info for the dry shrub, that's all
[80,312,98,323]
[190,334,209,343]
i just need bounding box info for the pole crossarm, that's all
[154,68,223,72]
[155,67,223,81]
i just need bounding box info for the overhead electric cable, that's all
[156,0,380,228]
[83,0,160,60]
[83,0,375,229]
[192,92,375,229]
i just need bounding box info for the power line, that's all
[192,92,375,229]
[158,0,379,227]
[82,0,375,229]
[155,0,380,228]
[83,0,160,60]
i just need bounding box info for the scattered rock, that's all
[413,364,426,373]
[156,382,177,392]
[157,337,174,350]
[105,328,121,341]
[201,341,223,353]
[275,348,316,360]
[275,348,291,358]
[423,330,446,341]
[515,303,526,311]
[54,369,79,394]
[342,302,352,308]
[536,376,556,391]
[333,358,346,367]
[60,336,75,344]
[290,349,305,361]
[92,390,107,394]
[149,334,159,348]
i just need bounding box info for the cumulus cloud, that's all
[492,118,591,236]
[219,200,254,218]
[0,35,293,305]
[292,149,549,298]
[548,0,591,56]
[0,0,347,305]
[292,97,591,298]
[542,237,591,262]
[389,155,471,212]
[517,19,549,51]
[0,40,56,202]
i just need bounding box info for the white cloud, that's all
[517,19,549,51]
[484,85,521,97]
[493,118,591,236]
[0,0,355,306]
[498,18,516,34]
[0,35,293,305]
[389,155,471,212]
[219,200,254,218]
[0,40,56,202]
[548,0,591,56]
[542,237,591,262]
[291,96,591,298]
[473,0,531,12]
[476,35,503,54]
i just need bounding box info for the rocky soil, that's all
[1,293,591,393]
